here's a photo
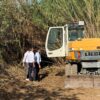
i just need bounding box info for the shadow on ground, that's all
[0,76,82,100]
[0,65,83,100]
[0,87,81,100]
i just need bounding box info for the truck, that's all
[45,21,100,88]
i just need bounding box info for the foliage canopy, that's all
[0,0,100,63]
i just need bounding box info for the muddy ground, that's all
[0,65,100,100]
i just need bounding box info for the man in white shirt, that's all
[23,46,35,81]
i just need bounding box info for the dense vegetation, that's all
[0,0,100,64]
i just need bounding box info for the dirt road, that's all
[0,65,100,100]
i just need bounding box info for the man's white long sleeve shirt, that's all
[23,51,35,63]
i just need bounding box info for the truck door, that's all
[45,27,67,57]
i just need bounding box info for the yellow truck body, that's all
[68,38,100,60]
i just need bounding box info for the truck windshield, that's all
[47,28,63,50]
[68,29,83,41]
[68,25,84,41]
